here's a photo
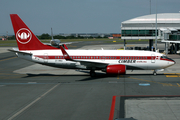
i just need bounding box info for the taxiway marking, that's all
[8,83,60,120]
[0,57,17,62]
[164,73,180,77]
[109,96,116,120]
[166,75,178,77]
[129,77,180,88]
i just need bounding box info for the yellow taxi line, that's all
[166,75,179,77]
[164,73,180,77]
[0,57,17,62]
[177,83,180,87]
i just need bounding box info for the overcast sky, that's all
[0,0,180,35]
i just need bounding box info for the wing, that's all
[60,46,108,69]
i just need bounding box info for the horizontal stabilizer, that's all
[8,49,32,55]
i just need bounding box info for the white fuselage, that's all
[16,49,175,71]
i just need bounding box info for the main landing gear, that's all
[153,70,157,76]
[90,70,96,77]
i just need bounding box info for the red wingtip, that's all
[63,44,68,50]
[10,14,57,51]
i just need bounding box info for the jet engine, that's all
[50,39,61,46]
[105,64,126,75]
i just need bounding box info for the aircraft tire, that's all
[90,70,96,77]
[153,71,157,76]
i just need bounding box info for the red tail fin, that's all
[10,14,57,51]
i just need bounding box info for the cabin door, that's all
[44,53,48,63]
[151,54,155,63]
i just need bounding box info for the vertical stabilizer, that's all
[10,14,57,51]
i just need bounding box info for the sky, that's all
[0,0,180,35]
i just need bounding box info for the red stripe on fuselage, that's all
[33,55,175,63]
[34,55,159,60]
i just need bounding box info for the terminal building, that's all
[121,13,180,54]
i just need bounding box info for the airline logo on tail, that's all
[16,28,32,44]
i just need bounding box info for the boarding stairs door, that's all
[151,54,155,63]
[44,53,48,63]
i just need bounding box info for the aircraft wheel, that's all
[90,70,96,77]
[153,71,157,76]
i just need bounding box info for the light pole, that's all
[150,0,151,14]
[155,0,158,52]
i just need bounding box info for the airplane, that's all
[9,14,175,77]
[43,28,73,48]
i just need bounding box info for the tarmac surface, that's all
[0,41,180,120]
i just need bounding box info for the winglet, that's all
[60,46,72,60]
[62,44,68,50]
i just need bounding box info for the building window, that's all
[139,30,146,36]
[122,30,158,37]
[169,35,180,40]
[131,30,138,36]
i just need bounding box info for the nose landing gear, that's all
[153,70,157,76]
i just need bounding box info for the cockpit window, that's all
[161,55,168,59]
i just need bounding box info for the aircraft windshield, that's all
[161,55,168,59]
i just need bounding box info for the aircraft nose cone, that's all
[168,58,176,65]
[170,60,176,65]
[172,59,176,64]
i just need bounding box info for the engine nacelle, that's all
[50,39,61,46]
[106,64,126,75]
